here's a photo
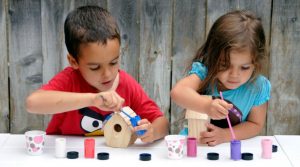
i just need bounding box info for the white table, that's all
[0,134,292,167]
[275,135,299,167]
[0,133,9,148]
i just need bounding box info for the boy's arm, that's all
[135,116,169,143]
[125,73,169,141]
[151,116,169,141]
[26,90,124,114]
[26,90,97,114]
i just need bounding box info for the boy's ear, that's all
[67,54,79,69]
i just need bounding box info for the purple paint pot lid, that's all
[231,139,241,144]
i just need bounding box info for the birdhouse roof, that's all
[185,109,209,120]
[118,106,138,127]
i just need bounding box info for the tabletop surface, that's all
[275,135,299,167]
[0,134,294,167]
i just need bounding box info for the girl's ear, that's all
[67,54,79,69]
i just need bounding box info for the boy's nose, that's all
[102,68,111,78]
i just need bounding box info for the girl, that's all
[171,10,271,146]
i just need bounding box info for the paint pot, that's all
[231,140,241,160]
[187,137,197,157]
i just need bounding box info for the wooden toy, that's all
[185,109,210,143]
[103,107,139,148]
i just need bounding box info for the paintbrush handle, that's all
[220,92,236,140]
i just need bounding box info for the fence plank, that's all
[0,0,9,132]
[41,0,107,130]
[108,0,139,79]
[268,0,300,135]
[139,0,172,115]
[8,0,44,133]
[170,0,206,133]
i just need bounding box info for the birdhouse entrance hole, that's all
[114,124,122,132]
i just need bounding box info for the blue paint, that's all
[121,110,146,136]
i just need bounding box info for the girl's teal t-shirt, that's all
[189,62,271,122]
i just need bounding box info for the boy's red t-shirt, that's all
[41,67,163,135]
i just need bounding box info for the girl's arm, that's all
[231,102,267,140]
[171,74,231,119]
[200,103,267,146]
[26,90,124,114]
[171,74,212,112]
[201,102,267,146]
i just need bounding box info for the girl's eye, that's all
[241,66,250,70]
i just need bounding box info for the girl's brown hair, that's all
[193,10,266,93]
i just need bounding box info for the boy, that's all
[26,6,169,143]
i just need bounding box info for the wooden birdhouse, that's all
[185,109,210,142]
[103,107,138,148]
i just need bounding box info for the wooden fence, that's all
[0,0,299,135]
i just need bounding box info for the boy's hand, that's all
[134,119,154,143]
[207,98,232,120]
[200,123,227,146]
[93,91,124,112]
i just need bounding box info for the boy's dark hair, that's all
[64,6,120,61]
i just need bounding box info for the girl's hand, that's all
[200,123,228,146]
[92,91,124,112]
[207,98,232,120]
[134,119,154,143]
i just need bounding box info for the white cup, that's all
[165,135,186,159]
[25,130,46,156]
